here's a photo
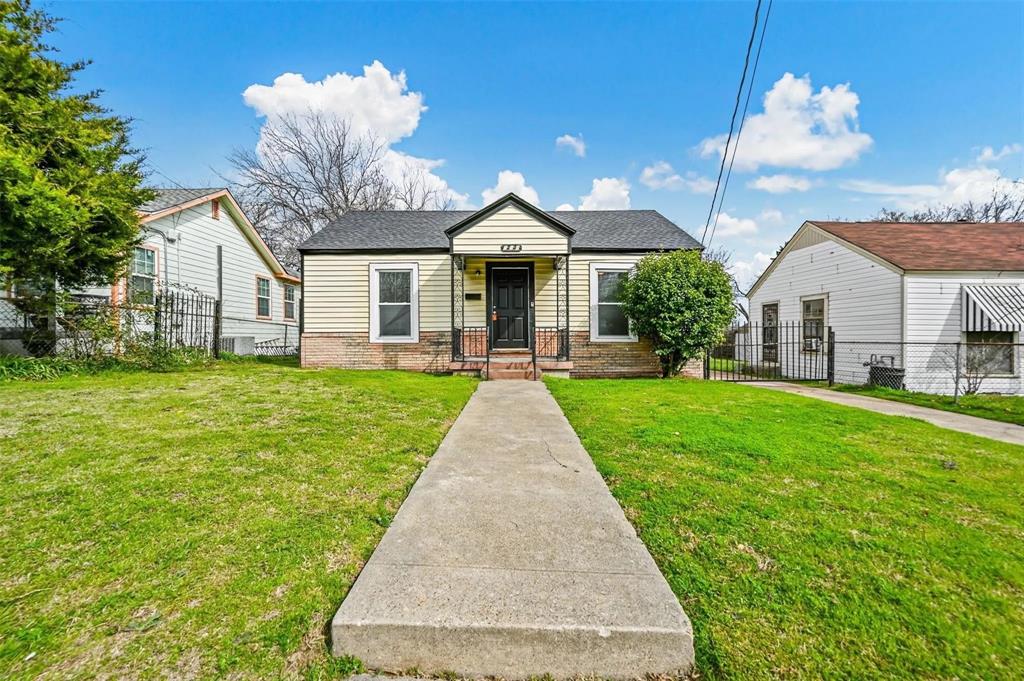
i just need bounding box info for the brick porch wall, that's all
[301,329,704,378]
[568,332,662,378]
[301,331,451,372]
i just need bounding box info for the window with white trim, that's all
[966,331,1014,375]
[283,285,297,321]
[256,276,272,318]
[801,297,826,351]
[589,263,635,341]
[370,263,419,342]
[130,247,157,304]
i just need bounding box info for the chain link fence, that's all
[832,340,1021,397]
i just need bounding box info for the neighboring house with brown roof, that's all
[745,220,1024,394]
[81,188,301,352]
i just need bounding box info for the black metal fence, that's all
[706,322,834,382]
[155,290,220,354]
[0,288,220,358]
[705,322,1022,397]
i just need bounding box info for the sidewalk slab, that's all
[747,382,1024,446]
[332,381,693,679]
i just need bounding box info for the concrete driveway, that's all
[748,382,1024,446]
[331,381,693,679]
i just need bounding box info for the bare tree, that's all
[875,185,1024,223]
[228,111,452,268]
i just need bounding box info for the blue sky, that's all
[49,1,1023,286]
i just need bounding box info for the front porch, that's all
[449,254,571,378]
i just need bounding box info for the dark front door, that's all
[490,267,530,349]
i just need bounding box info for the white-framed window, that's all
[589,262,636,342]
[801,296,827,352]
[370,262,419,343]
[130,246,157,305]
[256,276,272,319]
[283,284,297,321]
[966,330,1015,376]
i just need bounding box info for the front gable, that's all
[448,194,572,256]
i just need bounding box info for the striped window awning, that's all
[962,285,1024,332]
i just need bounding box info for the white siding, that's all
[904,272,1024,394]
[452,205,569,255]
[145,203,299,342]
[748,236,903,383]
[74,199,299,344]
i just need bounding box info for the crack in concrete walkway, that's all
[331,381,693,679]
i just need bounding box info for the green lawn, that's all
[835,383,1024,426]
[546,377,1024,680]
[0,360,477,679]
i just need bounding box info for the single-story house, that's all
[95,188,301,352]
[745,220,1024,394]
[297,193,702,377]
[3,187,301,356]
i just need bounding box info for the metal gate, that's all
[705,322,835,383]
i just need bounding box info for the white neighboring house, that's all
[745,220,1024,395]
[86,188,301,352]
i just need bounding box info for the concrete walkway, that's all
[748,382,1024,446]
[332,381,693,679]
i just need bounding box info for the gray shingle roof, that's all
[138,188,225,214]
[299,209,701,252]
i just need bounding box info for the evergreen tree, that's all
[0,0,152,292]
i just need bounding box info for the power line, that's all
[706,0,774,249]
[700,0,765,246]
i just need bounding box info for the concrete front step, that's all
[331,381,693,679]
[487,367,539,380]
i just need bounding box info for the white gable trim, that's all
[747,222,903,298]
[140,189,299,283]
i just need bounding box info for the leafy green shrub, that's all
[620,250,734,376]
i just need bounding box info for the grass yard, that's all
[546,378,1024,680]
[834,383,1024,426]
[0,360,477,679]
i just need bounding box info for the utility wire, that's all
[706,0,773,249]
[701,0,764,246]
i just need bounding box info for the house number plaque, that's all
[500,244,523,252]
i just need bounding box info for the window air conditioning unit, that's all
[803,337,821,351]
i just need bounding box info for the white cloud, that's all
[639,161,715,194]
[579,178,631,210]
[242,60,469,208]
[555,133,586,157]
[481,170,540,206]
[977,143,1022,163]
[554,203,575,211]
[731,252,774,290]
[758,208,784,224]
[243,61,425,143]
[699,72,873,171]
[712,212,759,238]
[748,174,812,194]
[841,164,1022,209]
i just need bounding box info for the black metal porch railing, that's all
[534,327,569,360]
